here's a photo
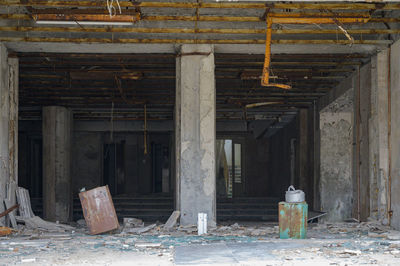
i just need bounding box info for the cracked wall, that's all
[320,89,354,222]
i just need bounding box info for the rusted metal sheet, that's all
[79,186,119,235]
[279,201,308,239]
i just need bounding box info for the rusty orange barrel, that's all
[279,201,308,239]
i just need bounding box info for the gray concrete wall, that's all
[320,89,354,222]
[175,44,216,226]
[72,132,103,195]
[42,106,72,222]
[390,40,400,230]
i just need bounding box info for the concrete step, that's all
[32,196,279,222]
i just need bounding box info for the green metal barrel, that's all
[279,201,308,239]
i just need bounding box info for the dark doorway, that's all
[103,142,125,196]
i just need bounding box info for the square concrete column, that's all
[42,106,72,222]
[0,44,9,224]
[175,44,216,226]
[0,44,9,203]
[0,44,18,224]
[390,40,400,230]
[369,50,389,224]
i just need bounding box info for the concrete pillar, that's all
[358,63,371,221]
[42,106,72,222]
[175,44,216,226]
[0,44,9,223]
[320,89,354,222]
[390,40,400,230]
[0,44,18,224]
[369,50,389,224]
[8,58,18,187]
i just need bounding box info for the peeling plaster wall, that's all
[175,44,216,226]
[0,43,9,223]
[369,50,389,224]
[320,89,354,222]
[390,40,400,230]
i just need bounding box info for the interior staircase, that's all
[31,195,280,222]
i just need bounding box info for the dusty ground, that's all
[1,221,400,265]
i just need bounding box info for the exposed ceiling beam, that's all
[0,37,391,45]
[2,26,400,35]
[1,0,400,10]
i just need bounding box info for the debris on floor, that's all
[79,185,119,235]
[14,186,74,233]
[2,187,400,265]
[0,203,18,220]
[0,226,13,236]
[122,223,157,234]
[15,187,35,218]
[164,211,180,231]
[123,217,144,228]
[17,216,75,232]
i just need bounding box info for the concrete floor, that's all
[1,222,400,265]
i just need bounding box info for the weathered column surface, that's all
[320,89,354,222]
[42,106,72,222]
[175,44,216,226]
[0,44,18,224]
[369,50,389,224]
[390,40,400,230]
[0,44,9,223]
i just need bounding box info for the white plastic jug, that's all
[285,185,305,203]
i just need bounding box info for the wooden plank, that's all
[2,201,18,228]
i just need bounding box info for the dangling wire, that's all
[107,0,122,18]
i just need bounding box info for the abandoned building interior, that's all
[1,0,400,264]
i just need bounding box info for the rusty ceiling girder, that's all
[1,0,400,10]
[4,23,399,35]
[33,13,140,23]
[3,13,400,23]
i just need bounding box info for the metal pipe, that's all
[261,17,272,86]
